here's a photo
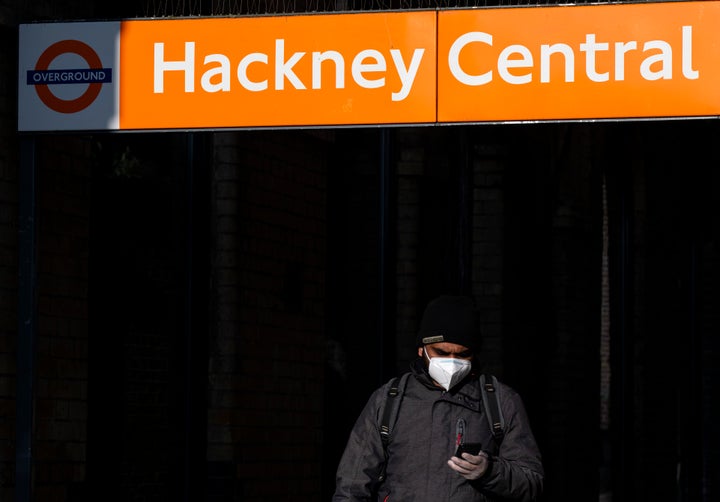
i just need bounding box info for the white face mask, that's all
[424,348,472,391]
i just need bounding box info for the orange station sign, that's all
[437,2,720,122]
[18,1,720,131]
[119,12,437,130]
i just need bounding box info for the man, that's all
[332,295,544,501]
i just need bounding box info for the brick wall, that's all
[394,129,423,373]
[700,241,719,500]
[472,145,506,377]
[209,130,328,501]
[391,128,512,378]
[33,135,92,502]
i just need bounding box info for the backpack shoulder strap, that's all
[376,372,410,484]
[379,372,410,448]
[480,374,505,441]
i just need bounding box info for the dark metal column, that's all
[183,132,210,501]
[184,133,195,502]
[378,128,396,382]
[16,135,37,502]
[607,130,635,502]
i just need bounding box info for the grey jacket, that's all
[332,359,544,502]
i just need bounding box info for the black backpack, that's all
[377,373,505,483]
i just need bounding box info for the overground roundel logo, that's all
[27,39,112,114]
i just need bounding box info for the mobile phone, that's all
[455,442,482,457]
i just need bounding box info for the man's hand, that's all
[447,450,491,480]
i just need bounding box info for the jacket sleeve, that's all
[473,385,544,502]
[332,386,388,502]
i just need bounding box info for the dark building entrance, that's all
[14,119,718,501]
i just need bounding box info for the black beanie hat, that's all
[416,295,480,352]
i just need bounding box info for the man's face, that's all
[418,342,473,363]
